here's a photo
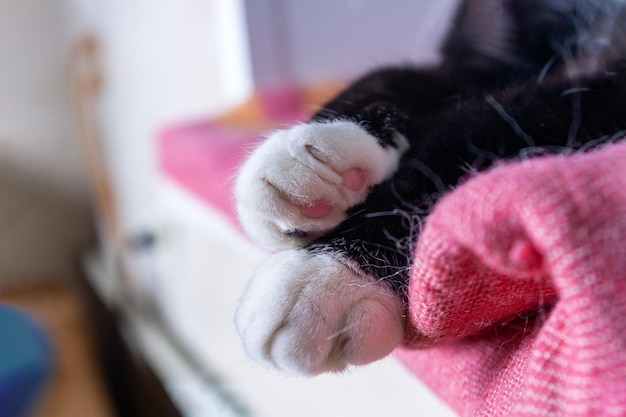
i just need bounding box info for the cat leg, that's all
[235,120,409,249]
[234,249,405,375]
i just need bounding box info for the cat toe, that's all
[235,120,408,249]
[234,249,405,375]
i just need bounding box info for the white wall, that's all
[64,0,253,236]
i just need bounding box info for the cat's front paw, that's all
[234,250,405,375]
[235,120,408,249]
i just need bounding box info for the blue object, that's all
[0,305,51,417]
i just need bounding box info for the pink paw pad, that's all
[298,168,367,219]
[300,200,332,218]
[342,167,367,191]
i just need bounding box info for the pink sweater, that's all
[396,141,626,416]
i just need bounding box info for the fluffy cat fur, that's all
[235,0,626,375]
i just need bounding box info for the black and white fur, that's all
[235,0,626,375]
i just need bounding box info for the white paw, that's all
[235,120,408,249]
[234,250,405,375]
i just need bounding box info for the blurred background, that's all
[0,1,459,416]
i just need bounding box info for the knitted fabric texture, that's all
[396,141,626,416]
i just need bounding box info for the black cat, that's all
[234,0,626,375]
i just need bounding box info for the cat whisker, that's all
[579,129,626,151]
[363,209,408,219]
[485,94,535,147]
[537,54,558,83]
[389,181,419,211]
[326,322,359,341]
[409,160,446,193]
[560,87,591,97]
[379,266,411,279]
[566,86,582,147]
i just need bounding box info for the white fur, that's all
[235,249,405,375]
[235,120,408,249]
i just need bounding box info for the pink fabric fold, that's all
[396,142,626,416]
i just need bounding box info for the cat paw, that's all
[235,120,409,249]
[234,249,405,375]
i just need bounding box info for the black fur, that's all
[302,0,626,296]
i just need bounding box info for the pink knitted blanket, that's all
[396,141,626,416]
